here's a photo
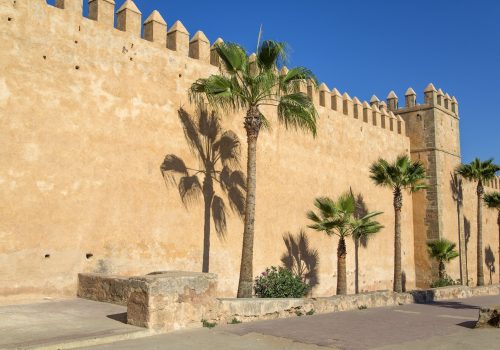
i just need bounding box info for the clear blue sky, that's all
[76,0,499,163]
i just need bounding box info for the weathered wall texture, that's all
[0,0,497,303]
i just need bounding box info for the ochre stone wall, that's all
[0,1,497,304]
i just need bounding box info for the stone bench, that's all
[78,271,218,331]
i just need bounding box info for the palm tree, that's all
[190,40,318,297]
[370,155,427,293]
[484,192,500,283]
[160,108,246,273]
[456,158,499,286]
[426,239,459,280]
[307,192,383,295]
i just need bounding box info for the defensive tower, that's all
[388,84,462,287]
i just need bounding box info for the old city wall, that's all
[4,0,490,303]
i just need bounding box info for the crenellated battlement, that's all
[485,176,500,190]
[10,0,408,139]
[382,83,459,117]
[305,82,406,137]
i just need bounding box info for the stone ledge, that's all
[77,273,136,306]
[77,273,500,330]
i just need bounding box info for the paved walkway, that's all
[74,295,500,350]
[0,299,149,349]
[1,295,499,349]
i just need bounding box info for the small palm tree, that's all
[484,192,500,283]
[370,155,427,292]
[160,108,246,273]
[190,40,318,297]
[427,239,459,280]
[307,192,383,295]
[456,158,499,286]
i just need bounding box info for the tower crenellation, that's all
[342,92,353,117]
[167,20,190,55]
[116,0,142,37]
[387,91,398,111]
[88,0,115,26]
[144,10,167,45]
[55,0,83,16]
[189,31,210,62]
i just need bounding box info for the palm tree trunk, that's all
[393,187,403,293]
[455,175,467,285]
[237,107,262,298]
[438,260,445,279]
[354,238,359,294]
[497,212,500,284]
[337,236,347,295]
[202,172,214,273]
[477,181,484,286]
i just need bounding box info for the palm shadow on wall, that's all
[281,230,319,289]
[451,173,466,284]
[485,245,496,285]
[464,217,471,284]
[160,108,246,273]
[353,193,369,294]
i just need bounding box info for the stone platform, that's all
[77,272,500,331]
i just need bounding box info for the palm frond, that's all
[370,155,427,192]
[279,67,318,94]
[427,238,459,262]
[484,192,500,210]
[189,75,245,113]
[215,42,249,75]
[456,158,499,182]
[277,93,318,136]
[257,40,287,70]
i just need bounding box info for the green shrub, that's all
[201,319,217,328]
[358,305,368,310]
[430,276,459,288]
[295,310,303,316]
[254,266,310,298]
[228,317,241,324]
[306,309,315,316]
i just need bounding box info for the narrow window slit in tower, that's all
[86,253,93,259]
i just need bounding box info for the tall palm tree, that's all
[426,239,459,280]
[190,40,318,297]
[370,155,427,293]
[307,192,383,295]
[160,108,246,273]
[484,192,500,283]
[456,158,499,286]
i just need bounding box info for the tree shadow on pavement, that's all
[430,301,479,310]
